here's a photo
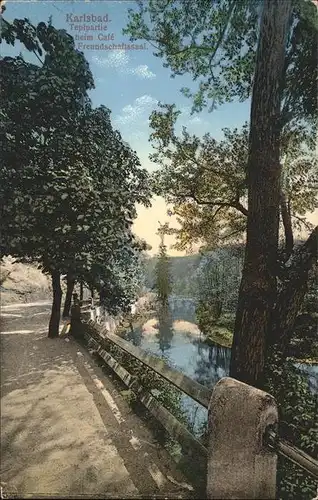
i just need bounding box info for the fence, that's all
[74,298,318,499]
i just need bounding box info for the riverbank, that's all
[205,331,317,365]
[115,293,157,337]
[200,314,234,348]
[116,302,317,367]
[204,327,233,348]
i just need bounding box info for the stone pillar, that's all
[207,377,278,500]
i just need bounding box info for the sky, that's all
[2,0,317,255]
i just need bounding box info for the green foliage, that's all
[196,300,221,330]
[150,108,249,250]
[301,267,318,316]
[143,253,201,297]
[124,0,259,110]
[98,249,145,316]
[0,17,152,321]
[287,266,318,361]
[124,1,317,254]
[265,356,317,500]
[124,0,317,126]
[148,104,317,251]
[194,245,243,314]
[194,246,242,340]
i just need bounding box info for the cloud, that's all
[127,65,156,79]
[92,52,156,80]
[187,116,203,125]
[92,51,129,69]
[114,95,158,126]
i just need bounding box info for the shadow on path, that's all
[1,303,196,498]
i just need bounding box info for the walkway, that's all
[0,302,196,499]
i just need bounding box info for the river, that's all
[121,298,318,436]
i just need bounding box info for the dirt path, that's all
[0,302,195,498]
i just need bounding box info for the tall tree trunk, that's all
[48,270,62,338]
[79,281,84,302]
[229,0,293,388]
[269,226,317,358]
[62,274,75,318]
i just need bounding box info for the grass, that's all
[203,314,318,365]
[202,313,234,348]
[204,326,233,348]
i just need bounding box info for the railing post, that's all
[207,377,278,499]
[70,293,81,337]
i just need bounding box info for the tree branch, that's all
[235,202,248,216]
[270,225,318,355]
[291,214,314,233]
[181,190,249,216]
[280,191,294,260]
[219,229,243,241]
[168,0,236,61]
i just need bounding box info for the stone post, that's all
[207,377,278,499]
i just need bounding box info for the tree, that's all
[230,0,307,386]
[124,0,317,129]
[124,0,317,386]
[57,105,151,318]
[149,111,316,253]
[1,18,94,336]
[154,223,172,306]
[0,17,151,336]
[93,240,146,316]
[194,246,243,329]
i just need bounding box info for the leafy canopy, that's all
[1,17,151,313]
[149,104,317,251]
[124,1,317,252]
[124,0,317,128]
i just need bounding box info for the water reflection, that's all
[123,302,316,434]
[123,304,231,433]
[191,338,230,387]
[156,305,174,353]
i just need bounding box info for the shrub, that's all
[265,355,317,500]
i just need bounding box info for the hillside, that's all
[0,257,51,305]
[143,240,310,299]
[143,242,246,298]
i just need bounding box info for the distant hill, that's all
[143,244,246,299]
[143,238,310,299]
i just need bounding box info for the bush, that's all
[196,299,222,330]
[265,355,317,500]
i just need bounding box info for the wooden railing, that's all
[74,299,318,497]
